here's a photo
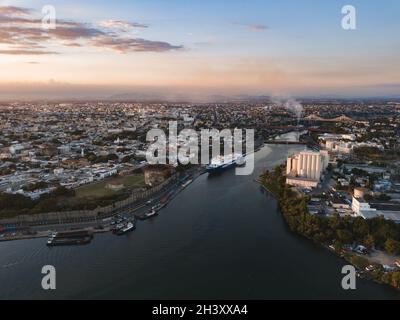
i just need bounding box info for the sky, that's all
[0,0,400,100]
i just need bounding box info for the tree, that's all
[384,239,400,255]
[363,234,375,250]
[333,240,343,253]
[391,272,400,289]
[337,229,353,244]
[51,186,75,197]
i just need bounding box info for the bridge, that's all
[264,140,306,145]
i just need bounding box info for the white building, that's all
[54,168,64,176]
[9,144,24,155]
[323,139,353,154]
[286,151,329,189]
[352,196,400,222]
[351,196,376,216]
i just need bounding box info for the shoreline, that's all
[255,171,400,292]
[0,167,206,243]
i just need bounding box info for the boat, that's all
[137,207,160,220]
[146,209,158,218]
[181,179,193,188]
[46,229,93,246]
[115,221,136,235]
[112,223,125,234]
[153,203,166,211]
[206,153,245,173]
[47,237,92,246]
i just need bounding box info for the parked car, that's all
[365,265,375,272]
[353,245,368,255]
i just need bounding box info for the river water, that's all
[1,134,399,299]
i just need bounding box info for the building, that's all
[352,196,400,223]
[352,196,376,216]
[286,151,329,189]
[9,144,24,155]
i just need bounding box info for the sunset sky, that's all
[1,0,400,100]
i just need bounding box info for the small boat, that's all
[138,208,159,220]
[112,223,125,234]
[145,209,158,218]
[153,203,166,211]
[116,221,135,235]
[182,179,193,188]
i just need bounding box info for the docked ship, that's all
[146,209,158,218]
[46,229,93,246]
[206,153,245,173]
[115,221,136,235]
[138,208,159,220]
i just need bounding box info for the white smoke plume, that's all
[284,98,303,124]
[271,96,303,124]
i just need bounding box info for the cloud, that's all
[0,6,31,16]
[0,49,57,55]
[233,22,268,31]
[99,20,148,31]
[0,5,183,55]
[91,36,183,53]
[50,25,105,40]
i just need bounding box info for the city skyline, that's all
[1,0,400,100]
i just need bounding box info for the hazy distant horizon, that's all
[1,1,400,100]
[0,82,399,102]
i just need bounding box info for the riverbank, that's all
[0,167,205,243]
[257,165,400,291]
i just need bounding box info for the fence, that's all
[0,174,178,226]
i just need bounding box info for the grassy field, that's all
[75,174,146,199]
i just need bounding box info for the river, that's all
[1,133,399,299]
